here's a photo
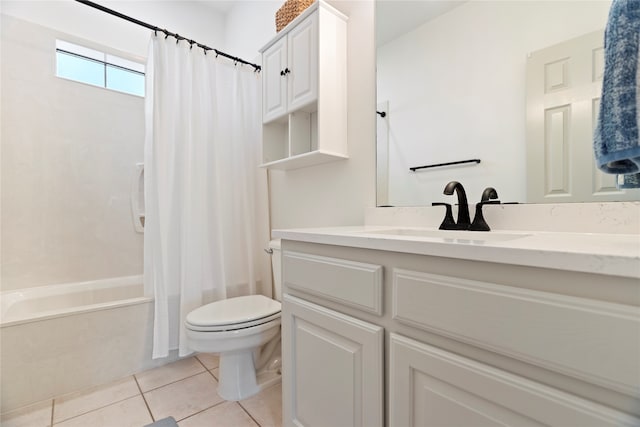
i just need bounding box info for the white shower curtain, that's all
[144,36,271,358]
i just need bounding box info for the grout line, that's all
[134,375,155,423]
[48,375,140,424]
[194,354,220,372]
[238,401,261,427]
[174,400,228,423]
[50,399,55,427]
[206,368,219,381]
[193,354,208,370]
[137,369,207,393]
[50,395,140,425]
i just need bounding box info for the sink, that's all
[358,228,530,243]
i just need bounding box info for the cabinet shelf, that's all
[259,0,348,171]
[260,149,348,171]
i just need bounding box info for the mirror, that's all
[376,0,639,207]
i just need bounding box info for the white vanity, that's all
[274,206,640,427]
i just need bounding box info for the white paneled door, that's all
[526,30,639,202]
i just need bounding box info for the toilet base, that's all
[217,351,281,401]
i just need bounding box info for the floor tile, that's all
[178,402,258,427]
[240,383,282,427]
[53,395,151,427]
[0,400,52,427]
[195,353,219,370]
[144,371,223,421]
[136,357,205,392]
[211,368,219,380]
[53,376,139,423]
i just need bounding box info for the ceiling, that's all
[376,0,466,46]
[194,0,240,15]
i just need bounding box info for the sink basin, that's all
[358,228,530,243]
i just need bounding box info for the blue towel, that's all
[594,0,640,188]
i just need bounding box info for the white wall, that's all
[0,2,227,290]
[1,0,377,280]
[225,0,377,230]
[377,0,611,206]
[0,0,226,58]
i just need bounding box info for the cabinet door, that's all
[390,333,638,427]
[287,12,318,112]
[282,294,383,427]
[262,36,288,123]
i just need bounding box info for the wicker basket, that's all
[276,0,315,32]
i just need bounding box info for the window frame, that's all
[55,40,145,97]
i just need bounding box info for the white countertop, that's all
[272,226,640,279]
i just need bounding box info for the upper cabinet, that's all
[263,13,318,122]
[260,1,348,170]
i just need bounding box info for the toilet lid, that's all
[185,295,281,329]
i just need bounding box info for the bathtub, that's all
[1,275,150,327]
[0,276,175,413]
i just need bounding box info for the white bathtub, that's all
[1,275,150,327]
[0,276,175,413]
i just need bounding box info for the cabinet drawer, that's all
[390,333,638,427]
[283,251,383,315]
[392,269,640,396]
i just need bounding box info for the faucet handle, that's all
[469,200,500,231]
[432,202,456,230]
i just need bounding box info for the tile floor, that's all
[1,354,282,427]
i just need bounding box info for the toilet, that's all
[185,239,283,401]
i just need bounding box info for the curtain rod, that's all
[74,0,261,72]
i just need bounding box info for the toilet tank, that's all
[269,239,282,302]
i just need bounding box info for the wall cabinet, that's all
[280,240,640,427]
[262,13,317,123]
[259,1,348,170]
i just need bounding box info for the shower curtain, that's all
[144,36,270,358]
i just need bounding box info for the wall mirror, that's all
[376,0,640,207]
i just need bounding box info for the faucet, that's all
[469,187,500,231]
[441,181,471,230]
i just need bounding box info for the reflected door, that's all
[526,30,639,202]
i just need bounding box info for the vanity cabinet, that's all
[390,334,632,426]
[281,251,384,427]
[282,295,383,427]
[259,1,348,170]
[280,240,640,427]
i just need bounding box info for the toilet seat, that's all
[185,295,281,332]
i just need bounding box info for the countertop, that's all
[272,226,640,279]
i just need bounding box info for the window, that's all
[56,40,145,97]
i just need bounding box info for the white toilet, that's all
[185,239,283,401]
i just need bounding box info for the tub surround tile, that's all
[195,353,219,370]
[0,399,52,427]
[52,376,139,423]
[143,372,222,421]
[239,384,283,427]
[178,401,258,427]
[52,395,151,427]
[136,357,205,392]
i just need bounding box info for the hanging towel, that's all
[593,0,640,188]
